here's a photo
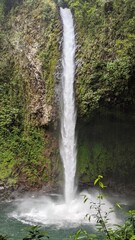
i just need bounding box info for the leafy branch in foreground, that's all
[67,229,98,240]
[69,176,135,240]
[22,226,49,240]
[0,235,8,240]
[0,226,49,240]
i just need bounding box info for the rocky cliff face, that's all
[1,0,61,127]
[0,0,61,189]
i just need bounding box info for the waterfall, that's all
[60,8,77,203]
[12,8,120,228]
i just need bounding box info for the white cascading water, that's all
[11,8,121,228]
[60,7,77,203]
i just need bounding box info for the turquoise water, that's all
[0,202,27,239]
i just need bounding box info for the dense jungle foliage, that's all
[64,0,135,117]
[0,0,135,189]
[0,0,60,188]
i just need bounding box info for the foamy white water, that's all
[11,190,121,228]
[60,8,77,203]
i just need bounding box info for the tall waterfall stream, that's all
[9,8,121,230]
[60,7,77,203]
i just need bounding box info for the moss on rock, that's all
[65,0,135,118]
[0,0,61,187]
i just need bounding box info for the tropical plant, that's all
[0,235,8,240]
[22,226,49,240]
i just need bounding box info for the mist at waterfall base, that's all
[8,8,122,230]
[1,193,133,240]
[10,190,124,228]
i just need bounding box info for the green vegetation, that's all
[77,118,135,186]
[77,143,109,182]
[0,0,60,187]
[68,207,135,240]
[22,226,49,240]
[64,0,135,117]
[0,126,52,186]
[0,235,8,240]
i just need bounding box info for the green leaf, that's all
[94,175,104,186]
[94,178,99,185]
[98,175,103,179]
[84,197,88,203]
[116,203,122,209]
[99,181,106,189]
[130,236,135,240]
[128,210,135,215]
